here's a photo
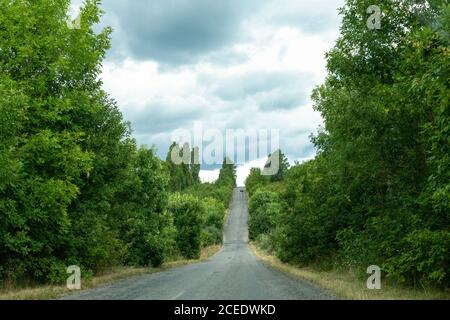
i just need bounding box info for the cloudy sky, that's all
[71,0,345,185]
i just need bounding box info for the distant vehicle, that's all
[240,190,244,193]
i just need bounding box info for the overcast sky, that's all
[70,0,345,185]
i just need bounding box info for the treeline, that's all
[0,0,235,284]
[246,0,449,289]
[167,145,236,258]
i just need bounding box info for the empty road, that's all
[63,188,332,300]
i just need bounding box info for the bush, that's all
[184,183,230,208]
[203,198,225,231]
[245,168,267,197]
[386,230,450,288]
[201,226,222,247]
[248,190,280,241]
[199,198,226,246]
[168,193,203,259]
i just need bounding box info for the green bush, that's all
[248,190,280,241]
[203,198,225,231]
[183,176,230,249]
[168,193,203,259]
[386,230,450,287]
[201,226,222,247]
[0,1,175,282]
[244,168,267,197]
[253,0,450,290]
[184,183,231,208]
[199,198,226,246]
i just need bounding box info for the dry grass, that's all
[223,209,230,225]
[0,266,151,300]
[164,244,221,269]
[250,244,450,300]
[0,244,221,300]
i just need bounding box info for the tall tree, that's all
[0,0,112,281]
[166,142,195,192]
[244,168,267,196]
[190,146,201,184]
[264,149,290,182]
[0,0,173,282]
[216,157,237,187]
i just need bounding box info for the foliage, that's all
[265,150,290,182]
[184,183,231,208]
[183,186,230,248]
[248,190,280,241]
[247,0,450,288]
[168,193,203,259]
[166,142,195,192]
[0,0,175,283]
[191,147,201,184]
[216,158,237,188]
[244,168,267,197]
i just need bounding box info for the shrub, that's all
[386,230,450,288]
[248,190,280,241]
[168,193,203,259]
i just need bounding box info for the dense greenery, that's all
[1,0,447,292]
[0,0,234,284]
[181,159,236,249]
[265,150,290,183]
[168,193,204,259]
[168,159,236,258]
[245,168,268,197]
[246,0,449,289]
[165,143,200,192]
[248,190,280,241]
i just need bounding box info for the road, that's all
[62,188,332,300]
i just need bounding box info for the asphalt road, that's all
[62,187,332,300]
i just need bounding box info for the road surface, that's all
[62,188,332,300]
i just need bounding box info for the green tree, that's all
[168,193,204,259]
[248,190,280,241]
[251,0,450,288]
[216,157,237,187]
[308,0,450,286]
[244,168,267,197]
[166,142,195,192]
[0,0,174,282]
[264,150,290,182]
[121,147,174,267]
[190,147,201,184]
[0,0,112,281]
[200,198,226,247]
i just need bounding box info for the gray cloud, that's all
[97,0,343,66]
[123,102,204,136]
[213,71,299,101]
[101,0,260,65]
[91,0,344,170]
[258,89,308,111]
[199,71,313,111]
[248,0,345,34]
[200,48,250,67]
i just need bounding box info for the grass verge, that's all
[250,243,450,300]
[0,244,221,300]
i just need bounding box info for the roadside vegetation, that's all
[246,0,449,297]
[1,0,448,300]
[251,244,449,300]
[0,245,221,300]
[0,0,235,291]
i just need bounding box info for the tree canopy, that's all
[246,0,450,288]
